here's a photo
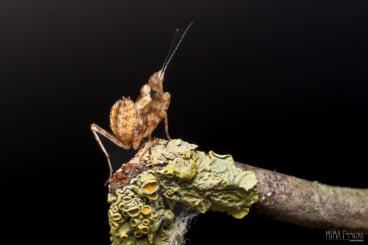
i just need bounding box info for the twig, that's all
[107,139,368,245]
[237,163,368,233]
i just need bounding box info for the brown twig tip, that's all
[237,163,368,233]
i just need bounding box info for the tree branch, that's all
[237,162,368,233]
[107,139,368,245]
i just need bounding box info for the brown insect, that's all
[91,23,193,178]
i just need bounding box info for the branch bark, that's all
[109,138,368,243]
[237,162,368,233]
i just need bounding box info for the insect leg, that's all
[90,123,130,178]
[148,133,153,157]
[164,113,171,140]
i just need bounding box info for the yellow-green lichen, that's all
[141,205,152,215]
[159,149,259,218]
[108,139,259,245]
[161,153,198,181]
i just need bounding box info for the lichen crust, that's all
[107,139,259,245]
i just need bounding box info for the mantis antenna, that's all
[161,22,194,73]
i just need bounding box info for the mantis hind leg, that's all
[90,123,130,182]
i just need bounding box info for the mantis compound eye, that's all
[140,84,151,95]
[148,71,164,92]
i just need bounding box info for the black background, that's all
[1,0,367,244]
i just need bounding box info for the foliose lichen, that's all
[107,139,259,245]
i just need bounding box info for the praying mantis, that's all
[91,23,193,179]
